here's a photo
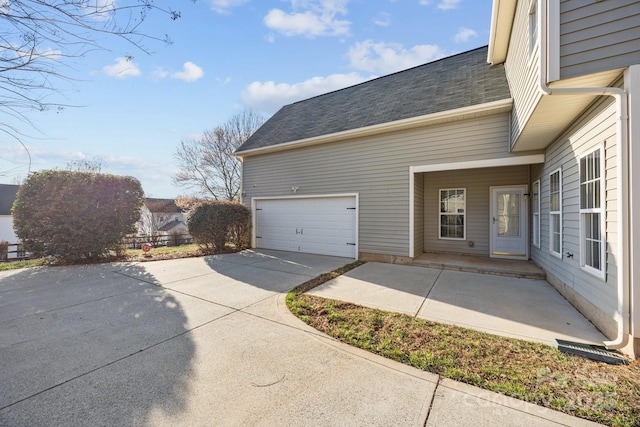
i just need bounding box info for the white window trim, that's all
[439,188,466,241]
[532,179,541,248]
[579,146,606,279]
[549,168,562,259]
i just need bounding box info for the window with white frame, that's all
[528,0,538,56]
[549,169,562,257]
[580,148,605,275]
[532,180,540,248]
[439,188,465,240]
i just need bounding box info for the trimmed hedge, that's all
[186,201,250,253]
[12,170,144,261]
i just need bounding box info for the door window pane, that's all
[497,193,520,237]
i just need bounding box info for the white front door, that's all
[490,186,528,259]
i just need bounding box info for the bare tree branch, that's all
[1,0,188,174]
[173,110,264,201]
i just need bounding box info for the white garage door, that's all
[254,196,357,258]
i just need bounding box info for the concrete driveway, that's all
[0,250,601,426]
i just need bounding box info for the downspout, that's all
[537,0,630,349]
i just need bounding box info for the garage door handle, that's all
[347,243,356,245]
[296,228,304,235]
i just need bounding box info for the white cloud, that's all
[209,0,249,14]
[171,62,204,82]
[373,12,391,27]
[346,40,446,74]
[419,0,460,10]
[437,0,460,10]
[454,27,477,43]
[242,72,374,113]
[264,0,351,38]
[103,57,141,78]
[153,67,170,79]
[82,0,116,21]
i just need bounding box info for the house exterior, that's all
[0,184,20,245]
[236,0,639,357]
[136,198,190,245]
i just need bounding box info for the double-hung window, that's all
[549,169,562,258]
[580,148,605,276]
[439,189,465,240]
[532,180,540,248]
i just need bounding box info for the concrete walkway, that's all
[309,261,607,346]
[0,250,602,426]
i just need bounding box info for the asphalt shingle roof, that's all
[236,46,510,153]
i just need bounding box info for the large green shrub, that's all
[12,170,144,261]
[186,201,250,253]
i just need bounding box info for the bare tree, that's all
[173,110,264,201]
[1,0,186,171]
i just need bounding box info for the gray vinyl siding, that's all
[560,0,640,79]
[242,113,527,257]
[530,96,618,316]
[423,166,529,256]
[504,0,543,149]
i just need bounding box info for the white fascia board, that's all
[410,154,545,174]
[487,0,517,65]
[487,0,502,64]
[236,98,513,158]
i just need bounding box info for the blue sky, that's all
[0,0,492,198]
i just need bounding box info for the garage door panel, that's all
[255,196,356,258]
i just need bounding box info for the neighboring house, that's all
[137,198,190,244]
[236,1,640,357]
[0,184,20,244]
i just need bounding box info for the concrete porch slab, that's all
[412,252,546,279]
[309,262,607,347]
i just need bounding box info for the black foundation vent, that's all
[554,339,628,365]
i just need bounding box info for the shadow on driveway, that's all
[0,263,196,426]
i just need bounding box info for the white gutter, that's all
[537,0,630,349]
